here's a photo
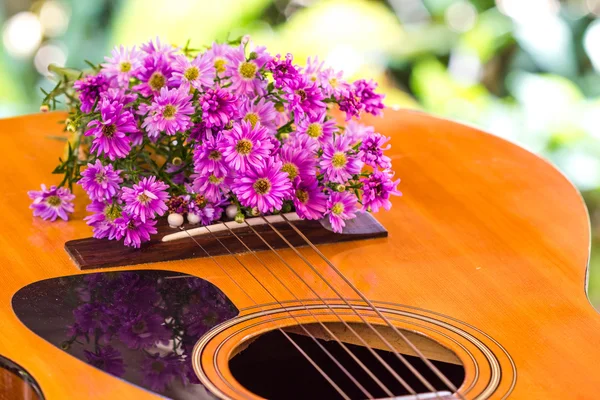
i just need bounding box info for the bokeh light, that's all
[2,12,43,58]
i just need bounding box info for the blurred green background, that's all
[2,0,600,304]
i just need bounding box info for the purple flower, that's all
[84,199,123,240]
[73,73,109,113]
[78,160,123,201]
[134,54,173,96]
[192,132,228,176]
[239,97,278,133]
[344,120,374,144]
[222,121,274,173]
[85,98,137,160]
[336,86,362,120]
[188,198,221,225]
[360,169,401,212]
[199,88,238,129]
[101,45,142,87]
[140,37,177,58]
[327,191,357,233]
[358,133,392,169]
[118,313,171,349]
[141,352,184,393]
[73,302,113,336]
[232,158,293,213]
[295,111,336,145]
[225,44,270,96]
[204,42,234,75]
[283,75,326,120]
[84,346,126,377]
[319,67,346,97]
[353,79,385,116]
[320,135,363,184]
[191,171,230,203]
[114,212,158,248]
[266,53,301,88]
[279,143,317,182]
[139,87,194,137]
[121,176,170,222]
[28,184,75,221]
[293,178,327,220]
[169,53,215,90]
[303,56,325,83]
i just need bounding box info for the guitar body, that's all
[0,109,597,399]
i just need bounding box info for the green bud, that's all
[234,214,245,224]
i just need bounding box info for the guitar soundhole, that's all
[229,323,465,399]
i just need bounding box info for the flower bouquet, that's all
[29,36,400,248]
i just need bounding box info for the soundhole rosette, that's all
[192,301,516,400]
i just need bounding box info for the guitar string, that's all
[279,214,463,398]
[177,226,350,400]
[200,223,373,398]
[217,221,400,397]
[260,214,445,397]
[238,220,416,397]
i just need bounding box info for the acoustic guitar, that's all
[0,109,597,400]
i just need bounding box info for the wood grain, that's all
[0,110,597,399]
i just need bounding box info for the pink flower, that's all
[221,121,274,173]
[28,184,75,221]
[121,176,170,222]
[101,45,143,87]
[225,44,270,96]
[327,191,357,233]
[139,87,194,138]
[360,169,401,212]
[239,97,278,133]
[169,53,215,90]
[232,158,293,213]
[293,178,327,220]
[320,135,363,184]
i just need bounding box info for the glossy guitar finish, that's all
[0,110,597,399]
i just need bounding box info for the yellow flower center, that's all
[306,123,323,138]
[275,103,285,112]
[163,104,177,119]
[282,162,299,180]
[295,189,309,204]
[243,112,259,128]
[47,195,61,207]
[239,61,258,79]
[329,78,338,88]
[103,204,121,221]
[102,124,117,138]
[332,202,344,215]
[137,193,151,204]
[209,174,223,184]
[120,61,132,73]
[235,139,253,155]
[214,58,226,73]
[184,66,200,81]
[208,150,222,161]
[331,152,347,168]
[149,72,166,91]
[253,178,271,195]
